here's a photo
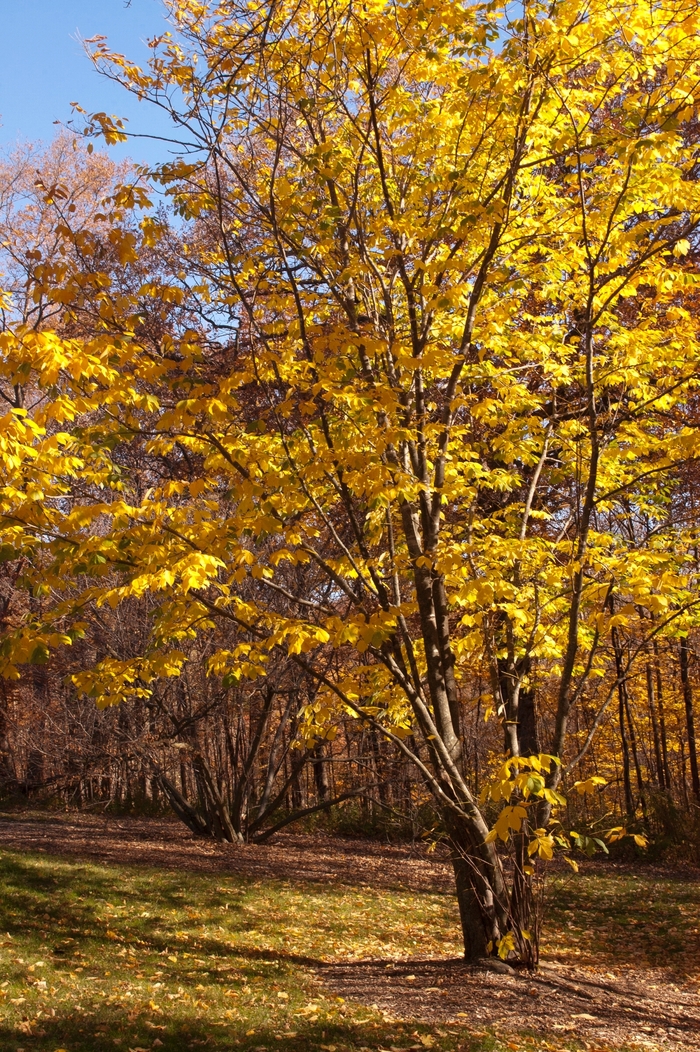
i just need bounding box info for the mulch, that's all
[1,810,699,1050]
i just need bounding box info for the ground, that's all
[0,812,698,1052]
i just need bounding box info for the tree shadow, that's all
[0,1002,487,1052]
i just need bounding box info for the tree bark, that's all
[313,741,331,803]
[624,690,648,827]
[679,639,700,801]
[654,642,672,789]
[517,680,539,757]
[645,661,665,789]
[612,624,635,815]
[446,814,507,962]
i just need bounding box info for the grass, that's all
[543,866,700,971]
[0,840,698,1052]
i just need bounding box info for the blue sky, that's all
[0,0,177,165]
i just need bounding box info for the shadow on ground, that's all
[0,1014,486,1052]
[321,954,700,1050]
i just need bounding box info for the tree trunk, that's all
[645,661,665,789]
[654,642,672,789]
[370,724,389,805]
[679,639,700,801]
[612,625,634,815]
[680,736,690,809]
[290,760,302,809]
[445,814,515,964]
[451,849,491,961]
[313,741,330,803]
[517,682,539,756]
[192,752,240,843]
[449,835,495,959]
[624,690,648,827]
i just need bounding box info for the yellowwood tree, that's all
[3,0,700,963]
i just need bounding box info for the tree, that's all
[3,0,700,965]
[0,135,134,339]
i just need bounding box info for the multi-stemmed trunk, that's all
[444,811,539,967]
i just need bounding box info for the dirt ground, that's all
[1,811,699,1050]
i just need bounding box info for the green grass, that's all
[0,844,697,1052]
[544,866,700,972]
[0,848,482,1052]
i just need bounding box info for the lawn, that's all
[0,819,698,1052]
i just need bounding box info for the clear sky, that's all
[0,0,177,166]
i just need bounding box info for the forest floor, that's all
[0,812,698,1052]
